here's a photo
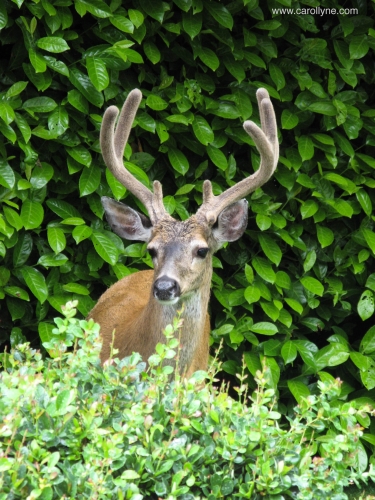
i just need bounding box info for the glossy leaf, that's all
[287,380,310,403]
[79,164,101,196]
[37,37,70,53]
[168,148,189,175]
[358,290,375,321]
[192,116,214,145]
[47,227,66,254]
[21,266,48,303]
[91,232,119,265]
[300,276,324,297]
[20,200,44,230]
[86,57,109,92]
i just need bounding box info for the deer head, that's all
[100,88,278,304]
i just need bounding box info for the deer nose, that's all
[153,276,180,302]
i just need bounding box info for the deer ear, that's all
[101,197,152,242]
[212,199,248,247]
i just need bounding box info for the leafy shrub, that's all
[1,0,375,427]
[0,301,375,499]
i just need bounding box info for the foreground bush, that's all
[0,301,375,500]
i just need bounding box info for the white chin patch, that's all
[157,297,179,306]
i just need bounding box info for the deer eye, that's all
[196,248,209,258]
[148,247,157,259]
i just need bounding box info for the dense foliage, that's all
[0,301,375,500]
[1,0,375,435]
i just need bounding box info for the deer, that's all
[88,87,278,377]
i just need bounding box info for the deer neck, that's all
[138,268,212,372]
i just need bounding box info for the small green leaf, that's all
[300,276,324,297]
[360,325,375,355]
[76,0,112,18]
[175,184,195,195]
[143,41,161,64]
[128,9,144,28]
[70,67,104,108]
[43,55,69,76]
[255,214,271,231]
[86,57,109,92]
[29,49,47,73]
[244,263,254,284]
[21,266,48,303]
[281,109,299,130]
[67,89,89,114]
[192,116,214,145]
[0,160,15,189]
[223,57,245,83]
[252,256,276,283]
[37,37,70,53]
[288,379,310,403]
[48,106,69,136]
[300,200,318,219]
[197,47,219,72]
[207,145,227,170]
[20,200,44,230]
[91,231,118,265]
[362,229,375,254]
[110,14,134,33]
[62,283,89,295]
[47,227,66,254]
[258,234,282,266]
[281,341,297,364]
[244,52,266,68]
[38,253,68,267]
[67,145,92,167]
[298,135,314,161]
[356,189,372,216]
[122,469,141,480]
[316,226,334,248]
[146,95,168,111]
[349,35,369,59]
[285,298,303,314]
[205,1,233,29]
[168,148,189,175]
[47,199,81,219]
[244,285,260,304]
[23,97,57,113]
[72,225,93,244]
[139,0,165,22]
[358,290,375,321]
[303,250,316,273]
[4,286,30,301]
[14,113,31,143]
[250,322,278,336]
[79,164,101,196]
[269,62,285,90]
[275,271,291,289]
[3,207,23,231]
[182,10,202,39]
[106,170,127,200]
[0,3,8,30]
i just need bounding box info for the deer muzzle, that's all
[153,276,181,303]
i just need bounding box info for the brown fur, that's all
[88,269,210,376]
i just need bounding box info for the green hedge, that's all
[1,0,375,415]
[1,302,375,500]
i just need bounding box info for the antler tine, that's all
[100,89,167,223]
[197,88,279,226]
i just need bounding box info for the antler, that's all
[196,88,279,225]
[100,89,168,223]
